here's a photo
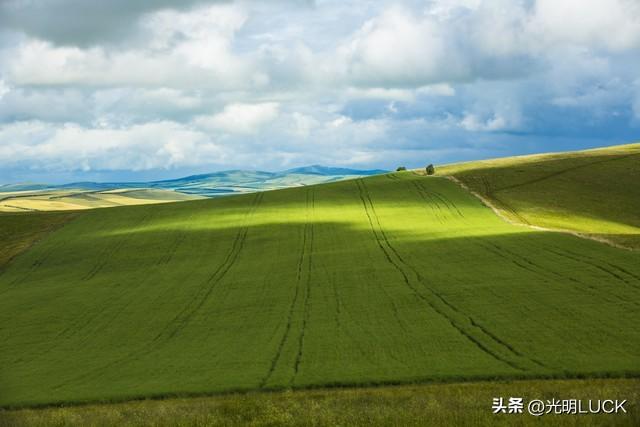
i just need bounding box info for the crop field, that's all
[1,160,639,408]
[437,143,640,249]
[0,189,202,212]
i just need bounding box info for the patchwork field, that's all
[0,189,202,212]
[1,157,639,408]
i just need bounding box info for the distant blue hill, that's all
[0,183,53,192]
[281,165,387,176]
[3,166,388,197]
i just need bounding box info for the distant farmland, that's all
[0,145,639,408]
[0,188,202,212]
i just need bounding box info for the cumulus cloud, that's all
[0,110,389,177]
[460,113,508,132]
[0,0,224,46]
[0,80,9,99]
[0,87,91,124]
[337,1,536,88]
[340,6,465,87]
[345,84,455,103]
[4,4,255,90]
[194,102,280,134]
[0,120,225,172]
[529,0,640,52]
[0,0,638,182]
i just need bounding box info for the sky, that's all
[0,0,639,184]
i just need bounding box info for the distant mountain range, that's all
[1,165,388,197]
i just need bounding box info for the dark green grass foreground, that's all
[2,378,638,427]
[0,173,639,407]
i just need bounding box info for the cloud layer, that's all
[0,0,639,183]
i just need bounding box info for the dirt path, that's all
[444,175,634,251]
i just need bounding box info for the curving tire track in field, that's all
[153,209,199,266]
[546,247,640,292]
[357,182,422,334]
[413,180,465,219]
[477,176,530,225]
[154,192,264,341]
[356,178,548,372]
[475,240,635,308]
[260,189,313,388]
[82,211,156,281]
[52,193,265,391]
[494,153,637,193]
[554,246,640,284]
[291,189,315,385]
[409,181,446,224]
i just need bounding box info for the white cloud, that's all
[4,4,255,90]
[0,80,9,99]
[288,112,319,138]
[0,87,89,123]
[418,84,456,97]
[0,121,226,171]
[339,6,467,87]
[194,102,280,134]
[460,113,507,132]
[0,111,390,176]
[529,0,640,52]
[346,87,416,102]
[1,0,639,181]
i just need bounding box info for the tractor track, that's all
[260,190,313,388]
[318,257,389,368]
[357,178,547,372]
[291,190,315,385]
[410,181,446,223]
[494,153,638,193]
[82,211,155,281]
[546,247,640,292]
[475,240,633,307]
[554,246,640,283]
[414,180,465,219]
[154,192,264,341]
[52,193,265,391]
[355,182,420,334]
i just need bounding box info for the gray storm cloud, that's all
[0,0,226,46]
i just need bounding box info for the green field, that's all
[437,143,640,249]
[1,148,639,408]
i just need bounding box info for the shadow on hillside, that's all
[2,220,639,408]
[3,215,639,290]
[446,151,640,247]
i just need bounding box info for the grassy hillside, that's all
[1,171,638,407]
[3,378,638,427]
[0,211,75,270]
[0,189,202,212]
[436,143,640,249]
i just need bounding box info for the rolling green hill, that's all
[1,155,639,408]
[436,142,640,249]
